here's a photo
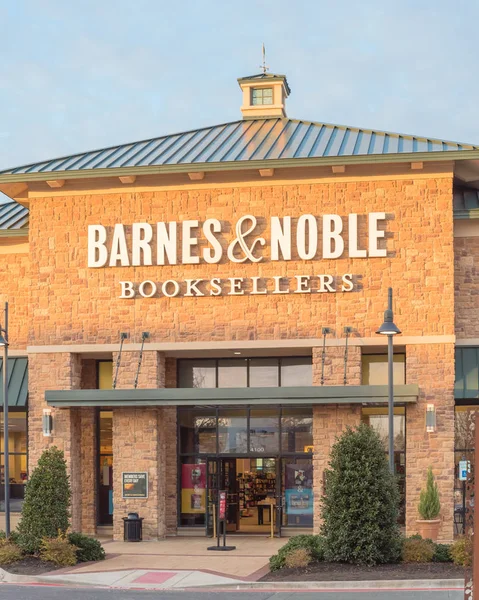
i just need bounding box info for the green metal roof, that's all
[0,358,28,407]
[1,118,478,183]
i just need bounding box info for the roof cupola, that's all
[237,46,290,119]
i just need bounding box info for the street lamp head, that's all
[376,308,401,336]
[0,332,8,347]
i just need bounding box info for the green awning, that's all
[0,358,28,407]
[46,384,419,408]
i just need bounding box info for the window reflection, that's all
[249,409,279,453]
[218,360,247,388]
[361,354,406,385]
[218,409,247,453]
[281,408,313,453]
[0,410,28,513]
[178,360,216,388]
[179,409,217,454]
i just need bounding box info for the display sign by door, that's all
[219,491,227,520]
[122,472,148,498]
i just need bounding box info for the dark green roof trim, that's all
[454,209,479,220]
[0,228,29,238]
[0,151,469,186]
[46,384,418,408]
[0,358,28,407]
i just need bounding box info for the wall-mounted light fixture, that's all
[43,408,53,437]
[426,404,436,433]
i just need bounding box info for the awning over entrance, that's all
[45,384,419,408]
[0,358,28,407]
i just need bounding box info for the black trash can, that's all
[123,512,144,542]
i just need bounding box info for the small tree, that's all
[418,466,441,520]
[321,423,401,566]
[17,446,71,554]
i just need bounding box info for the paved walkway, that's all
[56,537,287,581]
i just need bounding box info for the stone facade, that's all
[0,167,464,539]
[454,235,479,338]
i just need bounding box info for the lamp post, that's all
[376,288,401,474]
[0,302,9,537]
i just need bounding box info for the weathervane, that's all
[260,43,269,74]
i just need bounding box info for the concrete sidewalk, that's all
[65,536,286,580]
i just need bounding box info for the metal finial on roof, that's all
[260,43,269,74]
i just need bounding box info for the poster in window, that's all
[285,463,313,523]
[181,463,206,514]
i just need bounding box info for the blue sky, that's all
[0,0,477,178]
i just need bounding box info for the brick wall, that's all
[312,346,362,532]
[454,235,479,338]
[24,178,454,346]
[0,252,30,349]
[405,343,455,541]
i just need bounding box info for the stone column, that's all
[112,351,167,540]
[312,345,362,533]
[405,343,455,541]
[28,352,83,531]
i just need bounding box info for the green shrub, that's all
[284,547,312,569]
[40,533,77,567]
[402,537,435,563]
[17,447,71,554]
[418,467,441,520]
[269,535,325,571]
[68,533,105,563]
[433,543,452,563]
[0,541,23,564]
[450,536,472,567]
[321,423,401,566]
[0,531,20,545]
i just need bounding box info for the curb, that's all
[0,568,107,588]
[207,578,465,590]
[0,568,466,591]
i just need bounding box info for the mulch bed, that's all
[0,556,64,575]
[262,561,466,581]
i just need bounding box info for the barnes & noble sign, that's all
[87,213,390,298]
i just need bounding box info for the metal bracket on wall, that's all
[134,332,150,389]
[320,327,331,386]
[343,327,353,385]
[112,332,129,390]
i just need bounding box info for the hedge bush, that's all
[269,535,325,571]
[17,447,71,554]
[450,536,472,567]
[321,423,401,566]
[40,533,77,567]
[402,537,435,563]
[284,547,312,569]
[68,533,106,563]
[0,541,23,565]
[433,543,452,563]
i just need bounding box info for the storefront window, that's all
[281,358,312,386]
[179,409,217,454]
[98,361,113,389]
[249,409,279,453]
[0,410,28,513]
[98,410,113,525]
[218,409,248,453]
[218,359,248,388]
[282,457,313,527]
[281,408,313,453]
[177,357,312,388]
[178,360,216,388]
[249,358,279,387]
[180,457,207,526]
[455,348,479,399]
[361,354,406,385]
[361,407,406,524]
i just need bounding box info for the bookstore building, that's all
[0,71,479,542]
